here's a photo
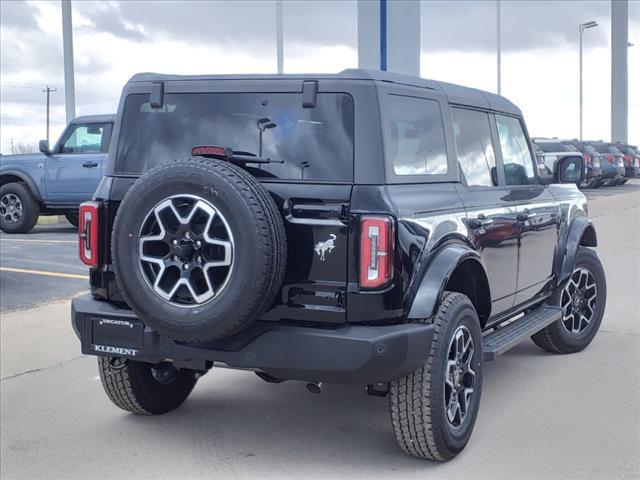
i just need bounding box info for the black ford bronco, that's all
[72,69,606,461]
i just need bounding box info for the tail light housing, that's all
[606,154,615,163]
[584,154,592,165]
[360,216,394,289]
[79,201,100,267]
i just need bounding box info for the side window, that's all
[495,114,536,186]
[451,108,497,187]
[61,124,107,154]
[386,95,448,176]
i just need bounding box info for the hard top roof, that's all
[71,114,116,124]
[127,68,521,115]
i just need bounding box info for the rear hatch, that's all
[104,84,356,325]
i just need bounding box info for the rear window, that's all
[535,141,570,153]
[115,92,354,181]
[591,143,620,154]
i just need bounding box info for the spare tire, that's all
[112,157,286,342]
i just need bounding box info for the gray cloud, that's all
[0,0,40,32]
[421,0,612,53]
[75,2,148,42]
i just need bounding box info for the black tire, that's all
[112,156,287,342]
[0,182,39,233]
[532,247,606,354]
[583,178,599,189]
[65,211,79,228]
[98,357,197,415]
[389,292,483,461]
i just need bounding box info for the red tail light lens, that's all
[606,154,615,162]
[584,154,592,165]
[360,216,394,289]
[79,202,99,267]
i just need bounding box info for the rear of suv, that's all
[72,70,606,462]
[587,141,626,186]
[613,143,640,179]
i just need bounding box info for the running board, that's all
[482,305,563,361]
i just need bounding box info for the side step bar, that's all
[482,305,563,361]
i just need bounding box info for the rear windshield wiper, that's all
[191,146,284,164]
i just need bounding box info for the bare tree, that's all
[14,142,39,154]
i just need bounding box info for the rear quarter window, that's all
[383,95,448,177]
[115,92,354,182]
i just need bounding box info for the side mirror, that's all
[39,140,51,156]
[556,155,584,185]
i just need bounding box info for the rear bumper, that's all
[625,166,639,178]
[71,294,432,384]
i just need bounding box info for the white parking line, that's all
[0,238,76,244]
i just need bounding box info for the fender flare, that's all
[558,216,597,284]
[0,170,43,201]
[407,243,489,320]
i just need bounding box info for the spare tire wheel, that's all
[112,157,286,342]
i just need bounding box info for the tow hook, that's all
[366,383,389,397]
[109,357,128,370]
[306,382,323,394]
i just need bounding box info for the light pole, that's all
[496,0,501,95]
[579,20,598,140]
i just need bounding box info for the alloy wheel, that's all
[444,325,476,428]
[138,194,234,307]
[560,267,597,334]
[0,193,23,223]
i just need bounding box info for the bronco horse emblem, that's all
[314,234,337,262]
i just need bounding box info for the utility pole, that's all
[496,0,501,95]
[276,0,283,74]
[61,0,76,122]
[42,86,57,144]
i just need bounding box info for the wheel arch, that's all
[407,243,491,326]
[0,171,43,201]
[558,216,597,285]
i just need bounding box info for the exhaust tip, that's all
[306,382,322,394]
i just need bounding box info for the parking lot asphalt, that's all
[0,222,88,312]
[1,181,639,479]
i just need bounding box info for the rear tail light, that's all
[79,202,100,267]
[360,216,394,289]
[606,154,615,162]
[584,154,592,165]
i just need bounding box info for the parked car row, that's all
[532,137,639,189]
[1,114,638,234]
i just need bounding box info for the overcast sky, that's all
[1,0,638,154]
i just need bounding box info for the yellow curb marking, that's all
[0,267,87,280]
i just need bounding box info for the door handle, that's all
[469,216,494,229]
[82,161,98,168]
[517,211,537,222]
